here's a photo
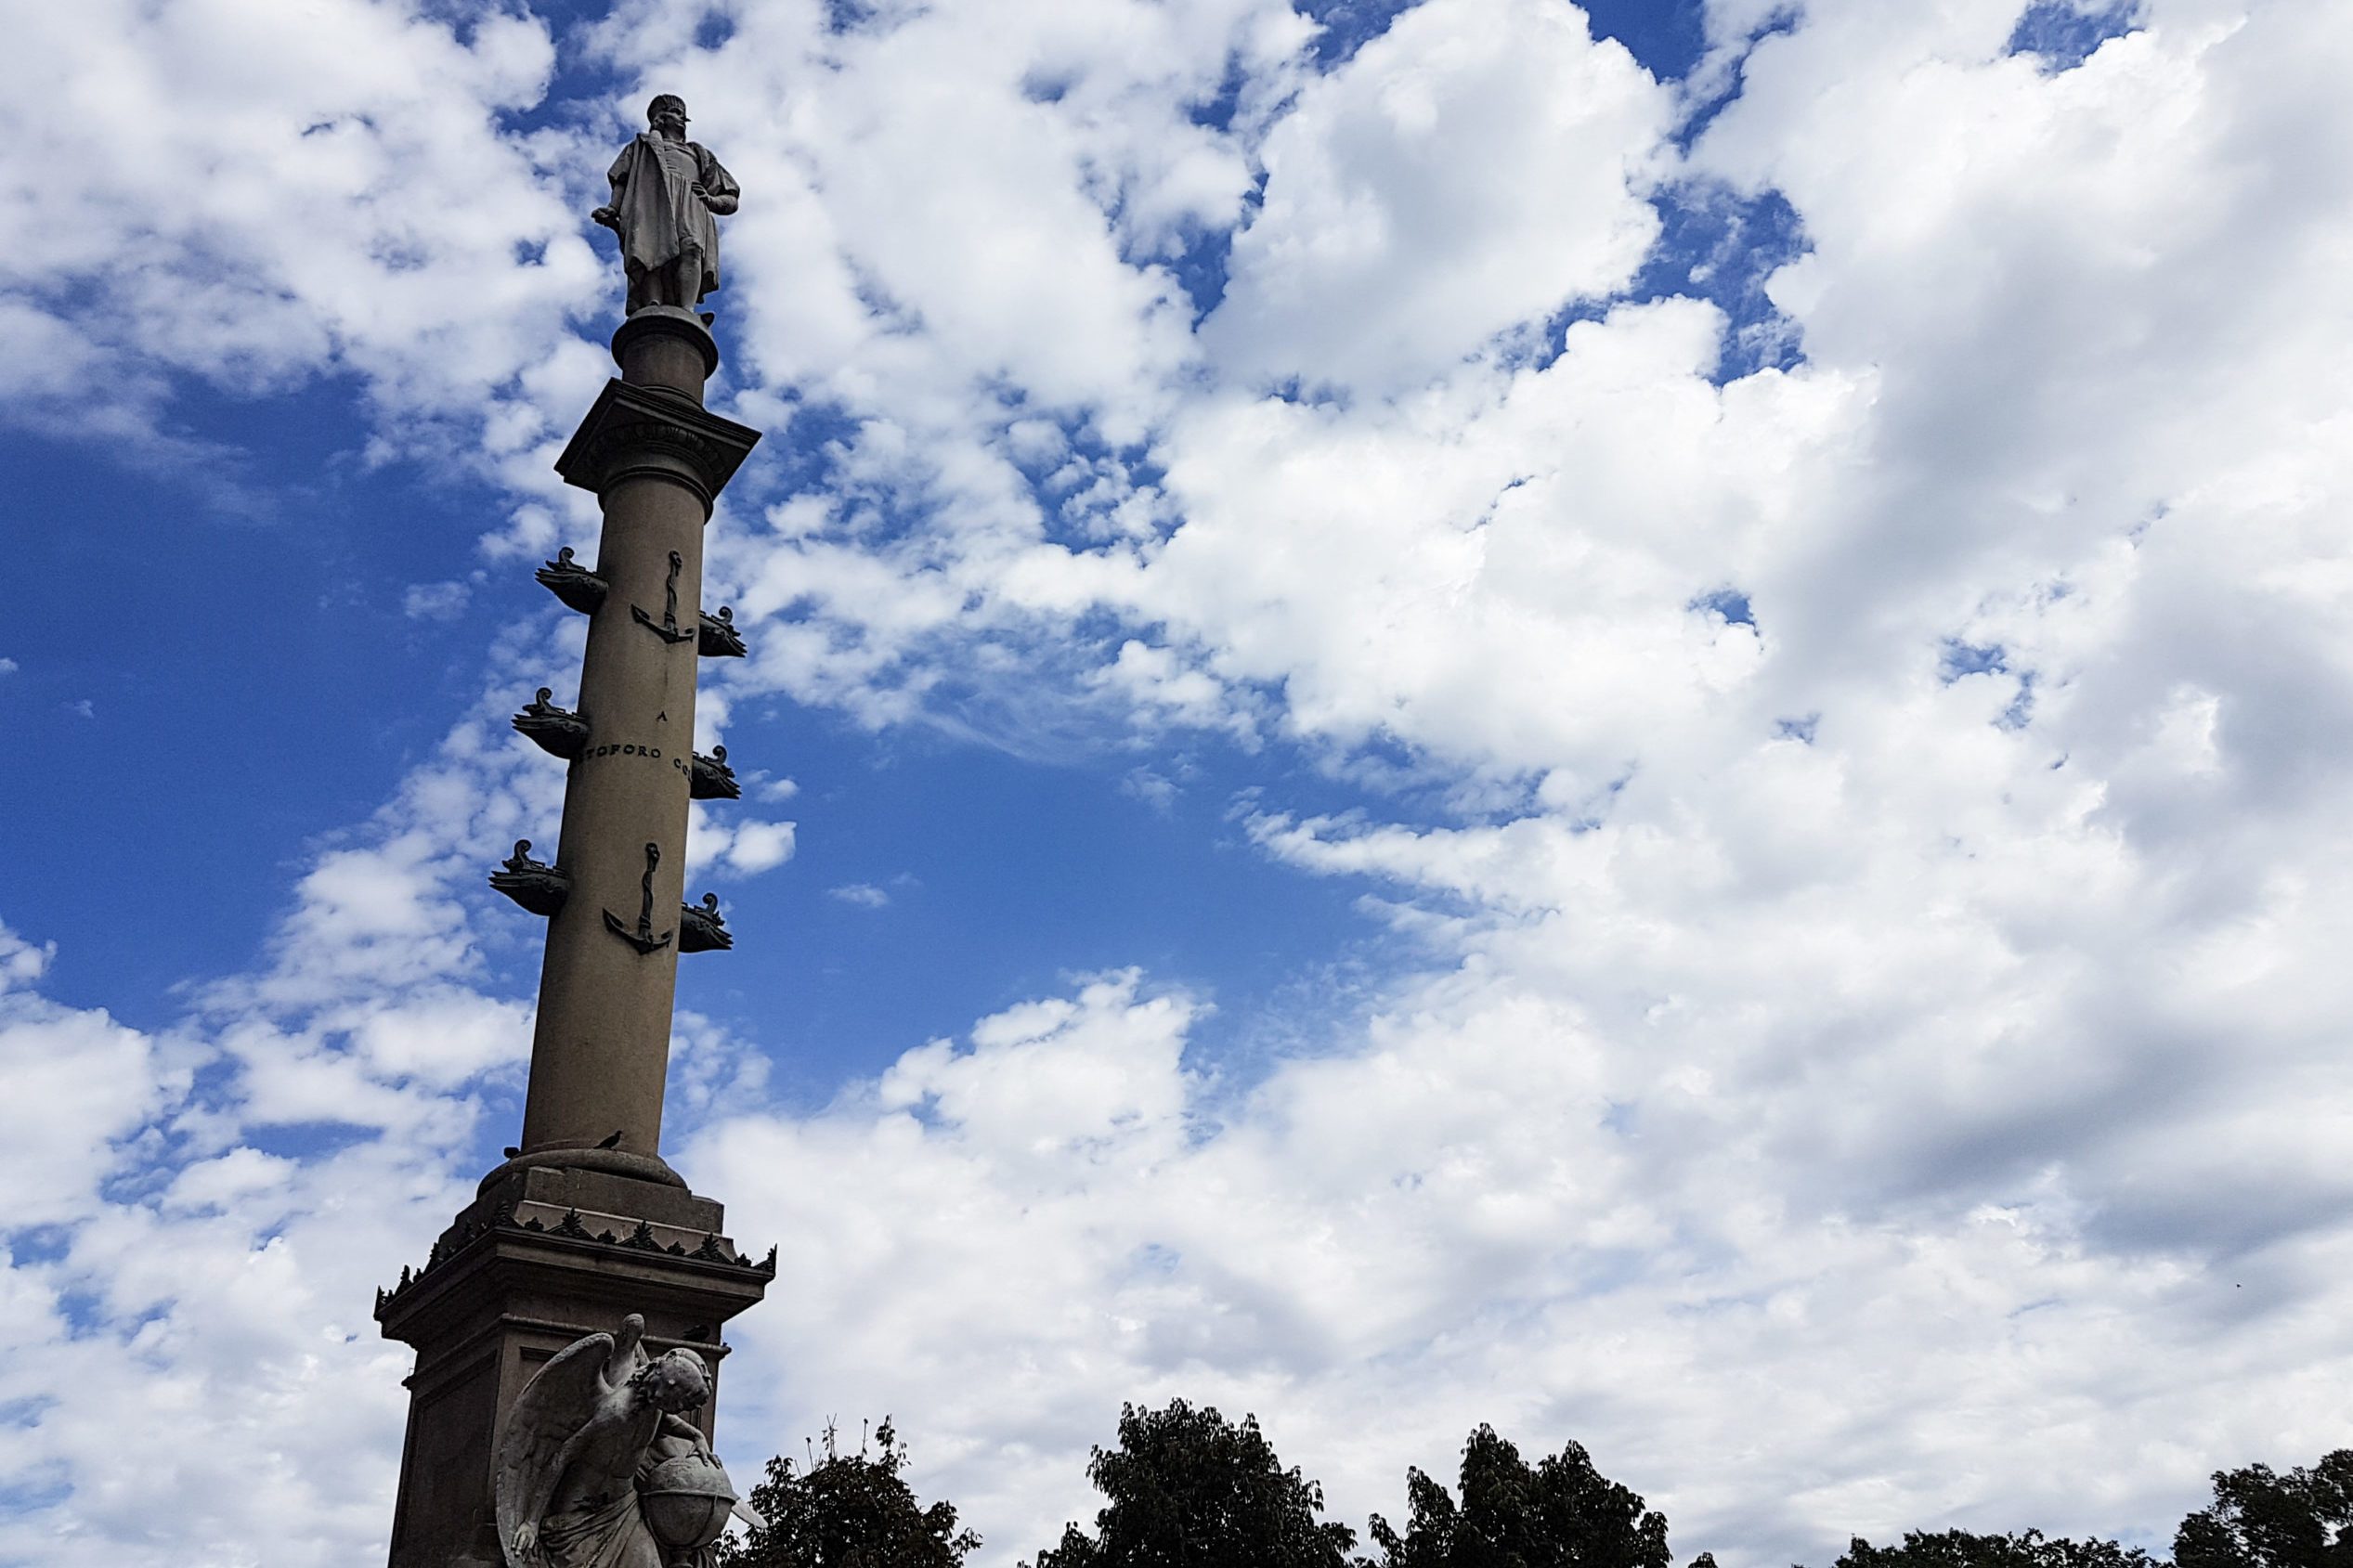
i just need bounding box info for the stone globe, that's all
[639,1451,739,1551]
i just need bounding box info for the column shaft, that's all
[520,468,707,1157]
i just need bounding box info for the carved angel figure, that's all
[495,1313,759,1568]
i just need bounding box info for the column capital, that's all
[555,379,762,513]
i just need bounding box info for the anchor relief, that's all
[631,550,698,645]
[603,842,675,954]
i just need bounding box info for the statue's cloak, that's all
[605,134,736,298]
[541,1488,663,1568]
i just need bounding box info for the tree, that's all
[1364,1424,1673,1568]
[1028,1398,1358,1568]
[717,1418,979,1568]
[2176,1452,2353,1568]
[1831,1529,2155,1568]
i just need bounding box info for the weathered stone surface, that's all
[525,355,755,1162]
[377,1168,770,1568]
[554,371,760,502]
[384,204,767,1568]
[493,1312,759,1566]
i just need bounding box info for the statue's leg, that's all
[675,247,704,310]
[625,263,651,316]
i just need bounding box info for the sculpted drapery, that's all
[594,95,739,317]
[494,1314,759,1568]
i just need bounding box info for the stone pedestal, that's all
[376,1165,774,1568]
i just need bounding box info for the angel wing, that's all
[493,1318,644,1565]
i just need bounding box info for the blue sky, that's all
[7,0,2353,1563]
[0,0,1776,1082]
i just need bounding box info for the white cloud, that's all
[1120,766,1178,811]
[400,580,471,620]
[0,928,494,1565]
[1205,0,1672,395]
[637,1,2353,1556]
[727,820,801,875]
[0,943,179,1230]
[828,882,891,909]
[0,0,604,516]
[689,810,800,879]
[10,1,2353,1565]
[682,964,2348,1566]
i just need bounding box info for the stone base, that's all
[375,1165,773,1568]
[613,305,719,394]
[477,1145,691,1192]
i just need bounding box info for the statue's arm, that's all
[595,145,632,228]
[658,1410,715,1457]
[698,149,739,215]
[512,1427,592,1554]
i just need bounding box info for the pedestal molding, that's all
[554,379,760,513]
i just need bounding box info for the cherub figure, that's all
[496,1313,758,1567]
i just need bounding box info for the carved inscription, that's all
[579,741,698,782]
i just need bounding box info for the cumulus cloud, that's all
[401,579,472,620]
[689,809,800,878]
[8,0,2353,1565]
[0,0,606,516]
[1204,0,1671,395]
[0,933,176,1230]
[583,0,2353,1555]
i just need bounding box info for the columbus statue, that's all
[593,94,740,319]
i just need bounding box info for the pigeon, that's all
[596,1130,624,1149]
[503,1146,522,1160]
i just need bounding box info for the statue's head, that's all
[634,1347,710,1415]
[647,94,689,135]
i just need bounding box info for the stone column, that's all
[516,307,759,1179]
[376,306,767,1568]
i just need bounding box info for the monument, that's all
[376,96,772,1568]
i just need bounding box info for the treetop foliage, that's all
[719,1401,2351,1568]
[2174,1452,2353,1568]
[717,1416,979,1568]
[1027,1398,1359,1568]
[1832,1528,2158,1568]
[1366,1423,1674,1568]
